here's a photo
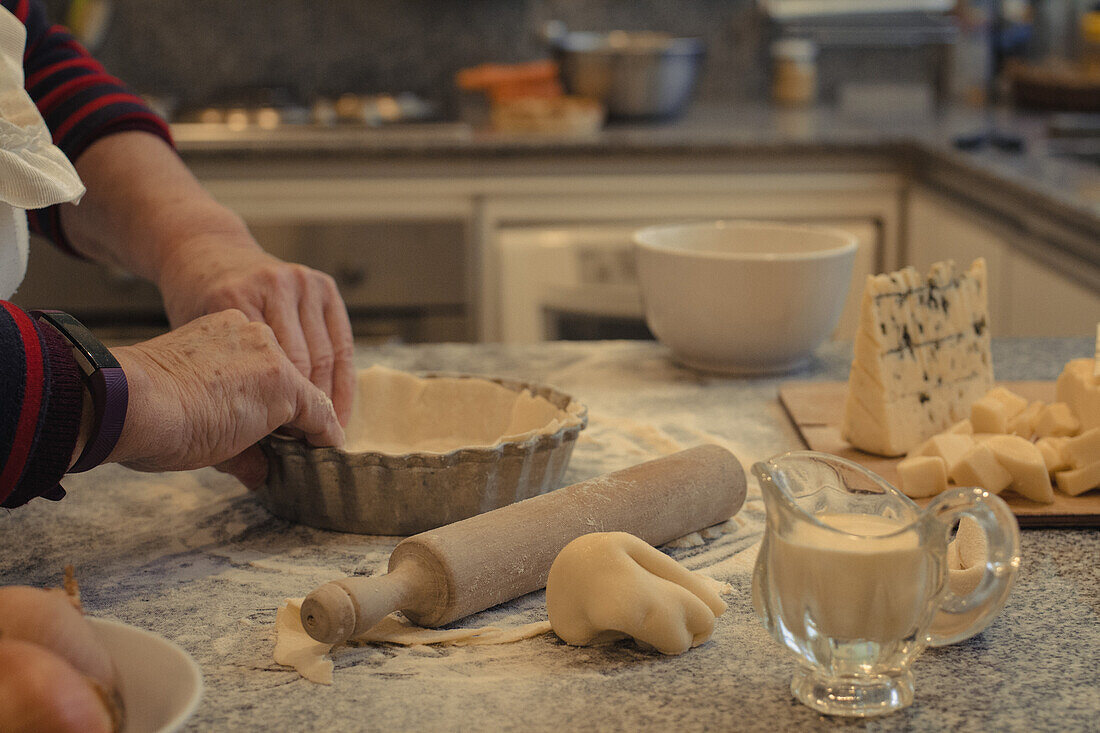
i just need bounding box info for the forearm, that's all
[58,131,259,288]
[55,132,357,430]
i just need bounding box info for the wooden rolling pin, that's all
[301,444,746,644]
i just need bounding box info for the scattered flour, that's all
[269,410,770,684]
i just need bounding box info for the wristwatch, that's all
[31,310,128,473]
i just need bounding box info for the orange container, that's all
[455,60,564,102]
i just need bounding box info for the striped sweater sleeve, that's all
[2,0,173,254]
[0,301,83,508]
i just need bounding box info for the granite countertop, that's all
[171,102,1100,240]
[1,338,1097,732]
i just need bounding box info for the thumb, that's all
[215,445,268,490]
[290,379,346,449]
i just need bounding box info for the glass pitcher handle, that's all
[924,486,1021,647]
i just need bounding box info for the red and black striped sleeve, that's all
[0,301,83,508]
[2,0,173,254]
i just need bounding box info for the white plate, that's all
[88,618,203,733]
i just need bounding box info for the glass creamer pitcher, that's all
[752,451,1020,718]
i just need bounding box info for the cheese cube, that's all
[897,455,949,498]
[984,386,1029,418]
[949,443,1013,494]
[946,419,974,435]
[971,396,1011,434]
[911,433,976,472]
[1033,402,1081,438]
[1064,427,1100,468]
[1054,461,1100,497]
[969,387,1030,436]
[983,434,1055,504]
[1007,401,1044,438]
[1055,358,1100,431]
[1036,437,1072,474]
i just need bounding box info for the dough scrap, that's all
[946,516,987,597]
[273,599,335,685]
[273,598,551,684]
[343,365,581,455]
[546,532,728,655]
[350,615,551,647]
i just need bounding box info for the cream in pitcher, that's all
[752,451,1020,718]
[769,513,933,644]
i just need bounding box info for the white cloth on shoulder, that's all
[0,6,84,300]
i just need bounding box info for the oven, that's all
[495,220,880,343]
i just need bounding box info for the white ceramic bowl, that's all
[634,220,857,375]
[89,618,203,733]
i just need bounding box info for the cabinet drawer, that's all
[249,219,467,309]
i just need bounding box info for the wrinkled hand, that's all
[111,310,345,487]
[156,236,355,425]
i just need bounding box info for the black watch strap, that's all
[31,310,128,472]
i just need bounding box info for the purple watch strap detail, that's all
[30,310,129,474]
[69,366,128,473]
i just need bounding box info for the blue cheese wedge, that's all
[842,259,994,456]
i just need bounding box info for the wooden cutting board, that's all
[778,381,1100,528]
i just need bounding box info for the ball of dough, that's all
[545,532,727,655]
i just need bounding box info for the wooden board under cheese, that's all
[779,380,1100,528]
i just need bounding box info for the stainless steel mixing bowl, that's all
[549,30,705,120]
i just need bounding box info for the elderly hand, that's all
[110,309,345,487]
[155,234,356,426]
[55,132,356,425]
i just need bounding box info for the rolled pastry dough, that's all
[274,598,551,684]
[545,532,728,655]
[344,365,580,454]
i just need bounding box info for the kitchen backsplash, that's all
[42,0,771,113]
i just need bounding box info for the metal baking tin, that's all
[256,374,588,535]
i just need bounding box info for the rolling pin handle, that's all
[301,582,359,644]
[301,565,421,644]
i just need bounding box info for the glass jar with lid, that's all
[771,37,818,107]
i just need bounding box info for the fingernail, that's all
[320,392,344,446]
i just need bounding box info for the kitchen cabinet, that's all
[1006,250,1100,337]
[182,162,904,344]
[13,176,478,343]
[19,153,1096,345]
[152,105,1099,346]
[200,178,475,342]
[478,172,900,342]
[906,186,1100,338]
[176,148,1098,344]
